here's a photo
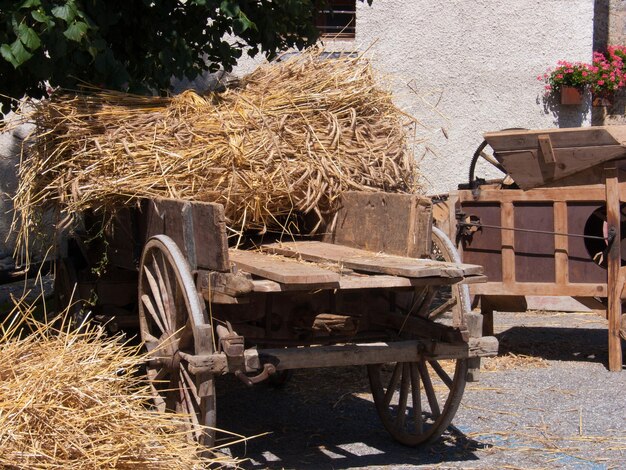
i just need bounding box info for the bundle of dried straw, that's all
[12,48,420,248]
[0,302,237,469]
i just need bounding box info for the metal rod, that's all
[459,222,607,241]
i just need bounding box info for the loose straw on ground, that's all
[10,48,422,258]
[0,300,239,469]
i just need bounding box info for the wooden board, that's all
[141,198,229,272]
[323,191,433,259]
[493,146,626,190]
[262,241,483,278]
[484,127,626,189]
[485,126,626,152]
[229,249,340,286]
[250,274,486,293]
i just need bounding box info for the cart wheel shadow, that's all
[217,367,491,469]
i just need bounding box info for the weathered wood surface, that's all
[605,165,623,371]
[228,249,340,286]
[142,198,229,271]
[484,127,626,189]
[187,337,499,374]
[263,241,482,278]
[323,191,433,259]
[250,273,487,293]
[485,126,626,152]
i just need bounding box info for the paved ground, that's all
[218,310,626,469]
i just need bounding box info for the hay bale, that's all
[11,48,421,252]
[0,303,236,469]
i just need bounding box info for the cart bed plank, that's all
[251,274,486,292]
[229,249,340,285]
[262,241,483,278]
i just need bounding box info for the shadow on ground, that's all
[496,325,625,368]
[217,367,491,469]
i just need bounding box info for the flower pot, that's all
[560,86,583,105]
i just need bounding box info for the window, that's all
[316,1,356,39]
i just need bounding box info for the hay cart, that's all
[434,126,626,372]
[56,191,496,446]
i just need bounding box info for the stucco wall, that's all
[350,0,594,193]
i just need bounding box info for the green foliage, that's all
[0,0,372,113]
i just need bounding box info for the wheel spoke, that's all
[384,363,402,407]
[396,363,410,428]
[141,294,166,334]
[160,252,177,328]
[151,254,173,331]
[144,266,170,332]
[179,370,200,427]
[180,364,201,407]
[410,363,423,434]
[418,361,441,417]
[429,360,453,389]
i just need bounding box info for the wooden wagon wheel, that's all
[367,227,469,446]
[368,357,467,446]
[429,226,471,321]
[138,235,216,446]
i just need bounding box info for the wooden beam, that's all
[186,337,499,374]
[501,202,515,285]
[554,201,569,285]
[538,134,556,164]
[605,165,623,371]
[456,186,614,203]
[470,282,607,297]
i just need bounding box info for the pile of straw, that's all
[13,48,420,249]
[0,303,236,469]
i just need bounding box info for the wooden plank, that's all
[484,126,626,152]
[263,241,483,278]
[250,274,486,293]
[456,185,612,203]
[324,191,433,258]
[494,146,626,190]
[228,249,340,286]
[605,165,623,371]
[142,198,229,272]
[471,282,608,297]
[501,202,515,284]
[554,201,569,285]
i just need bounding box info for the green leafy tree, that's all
[1,0,371,112]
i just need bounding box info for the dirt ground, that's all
[218,310,626,469]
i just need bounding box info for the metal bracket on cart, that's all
[217,321,276,386]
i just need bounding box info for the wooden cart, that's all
[56,191,496,446]
[434,126,626,372]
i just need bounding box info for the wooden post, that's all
[605,165,623,371]
[501,202,515,286]
[481,295,495,337]
[554,201,569,286]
